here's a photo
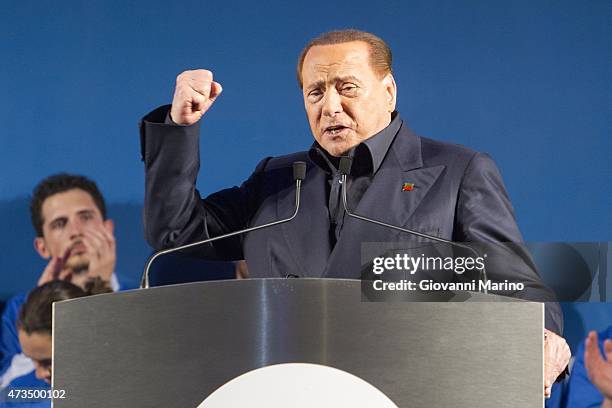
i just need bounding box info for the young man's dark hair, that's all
[30,173,107,237]
[17,278,112,335]
[16,278,112,384]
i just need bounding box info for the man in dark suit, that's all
[139,29,569,396]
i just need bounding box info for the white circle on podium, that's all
[197,363,399,408]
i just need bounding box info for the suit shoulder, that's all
[411,134,502,181]
[419,135,480,166]
[260,151,310,172]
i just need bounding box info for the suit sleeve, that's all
[139,105,269,261]
[455,152,563,334]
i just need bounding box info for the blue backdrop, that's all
[1,0,611,348]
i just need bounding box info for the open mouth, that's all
[324,125,349,136]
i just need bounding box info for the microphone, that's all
[140,161,308,288]
[338,156,489,294]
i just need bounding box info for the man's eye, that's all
[80,213,94,221]
[307,90,323,102]
[50,220,66,229]
[341,84,357,92]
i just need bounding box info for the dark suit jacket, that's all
[140,105,562,333]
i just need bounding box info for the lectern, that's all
[52,279,543,407]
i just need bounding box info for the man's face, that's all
[34,189,112,274]
[301,41,397,157]
[18,330,52,384]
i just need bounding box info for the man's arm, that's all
[141,69,221,252]
[140,70,268,260]
[455,152,563,332]
[454,152,570,396]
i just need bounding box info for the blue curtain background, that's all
[1,0,610,359]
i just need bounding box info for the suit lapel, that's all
[325,124,445,278]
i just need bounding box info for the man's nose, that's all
[66,218,85,238]
[322,89,343,117]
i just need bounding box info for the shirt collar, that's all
[308,111,402,176]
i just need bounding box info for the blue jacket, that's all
[0,295,26,379]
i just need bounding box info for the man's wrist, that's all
[165,110,177,125]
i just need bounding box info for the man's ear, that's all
[383,73,397,113]
[103,219,114,234]
[34,237,51,259]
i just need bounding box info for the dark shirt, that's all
[307,112,402,247]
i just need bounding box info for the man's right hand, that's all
[170,69,223,126]
[585,331,612,401]
[37,252,69,286]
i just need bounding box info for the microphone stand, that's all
[140,161,307,288]
[338,156,489,294]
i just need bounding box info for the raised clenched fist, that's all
[170,69,223,126]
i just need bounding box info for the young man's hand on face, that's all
[37,249,71,286]
[81,223,116,283]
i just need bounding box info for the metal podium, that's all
[52,279,543,407]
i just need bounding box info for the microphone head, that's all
[292,161,307,181]
[339,156,353,175]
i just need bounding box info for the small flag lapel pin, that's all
[402,182,415,191]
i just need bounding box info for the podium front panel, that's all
[52,279,543,407]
